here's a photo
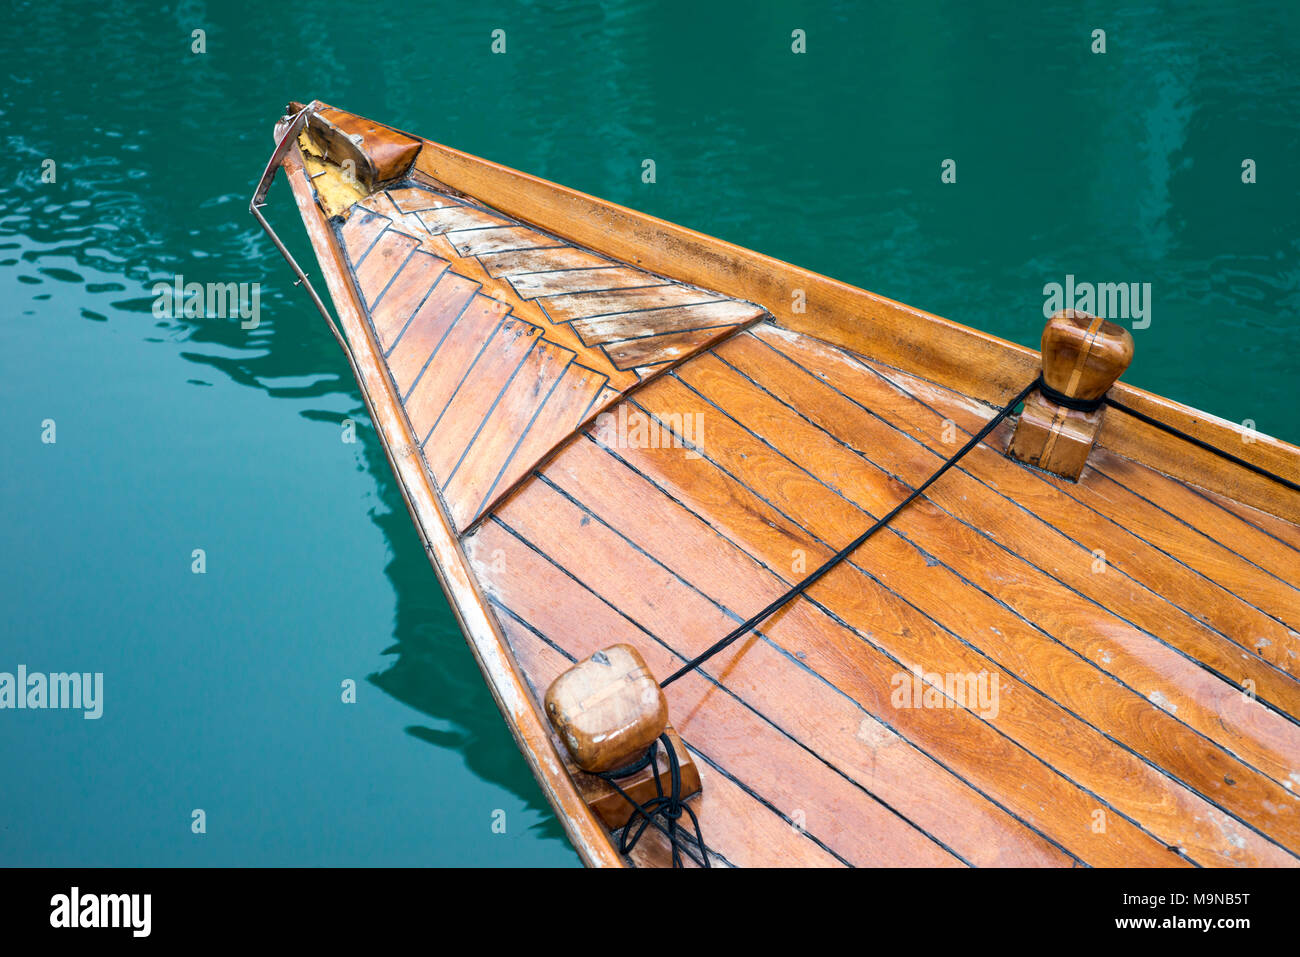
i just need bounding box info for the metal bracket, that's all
[247,102,353,357]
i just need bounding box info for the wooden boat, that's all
[253,101,1300,868]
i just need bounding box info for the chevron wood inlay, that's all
[330,180,769,531]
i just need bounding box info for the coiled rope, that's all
[597,734,710,868]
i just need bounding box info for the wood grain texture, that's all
[1205,492,1300,553]
[440,338,575,530]
[511,266,659,299]
[385,271,480,394]
[503,614,841,867]
[865,362,1300,643]
[456,332,1296,864]
[533,438,1081,867]
[468,518,965,868]
[478,246,614,277]
[722,329,1300,800]
[610,359,1297,865]
[369,250,447,351]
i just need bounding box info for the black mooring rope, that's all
[596,734,710,868]
[660,377,1039,689]
[661,373,1298,691]
[1035,375,1105,412]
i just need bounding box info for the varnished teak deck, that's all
[277,103,1300,868]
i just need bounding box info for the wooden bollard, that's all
[545,644,701,830]
[545,644,668,772]
[1009,310,1133,480]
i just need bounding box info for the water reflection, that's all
[354,419,570,846]
[1,0,578,862]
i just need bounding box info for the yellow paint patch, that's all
[298,132,368,219]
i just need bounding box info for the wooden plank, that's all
[862,358,1300,604]
[466,519,965,867]
[1202,486,1300,554]
[337,150,778,499]
[1097,400,1300,525]
[536,441,1078,867]
[355,193,393,217]
[1015,438,1300,639]
[1101,453,1300,591]
[774,334,1300,671]
[354,228,420,308]
[403,294,511,443]
[404,113,1300,523]
[573,420,1208,865]
[339,207,389,263]
[570,299,765,344]
[385,271,480,396]
[603,326,731,370]
[385,185,463,213]
[424,319,539,483]
[477,363,610,519]
[379,204,448,250]
[511,266,658,300]
[1034,446,1300,640]
[396,227,638,392]
[477,246,614,278]
[745,328,1300,721]
[616,372,1298,865]
[416,204,511,234]
[368,250,447,352]
[283,141,624,867]
[539,284,724,323]
[448,226,562,256]
[441,338,574,531]
[735,326,1300,716]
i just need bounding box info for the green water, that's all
[1,1,1295,866]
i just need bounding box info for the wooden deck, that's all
[273,102,1300,867]
[461,324,1300,868]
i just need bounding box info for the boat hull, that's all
[267,102,1300,867]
